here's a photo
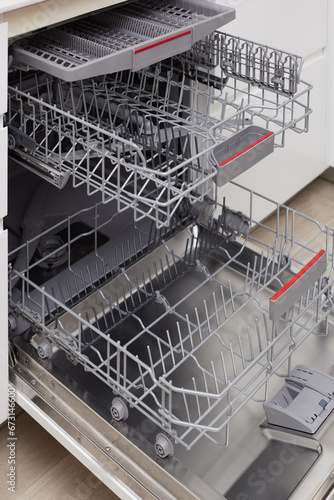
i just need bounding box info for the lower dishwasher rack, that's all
[8,181,334,457]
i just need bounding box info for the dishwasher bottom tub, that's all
[8,180,334,499]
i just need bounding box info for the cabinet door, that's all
[0,21,8,425]
[3,0,127,37]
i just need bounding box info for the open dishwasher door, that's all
[5,2,334,499]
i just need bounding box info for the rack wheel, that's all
[8,134,16,150]
[155,433,174,459]
[110,397,129,421]
[37,339,53,359]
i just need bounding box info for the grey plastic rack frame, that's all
[10,0,235,81]
[212,125,275,187]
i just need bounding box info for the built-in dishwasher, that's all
[5,1,334,499]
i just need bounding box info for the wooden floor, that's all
[1,177,334,500]
[0,408,119,500]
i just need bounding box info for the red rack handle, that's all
[269,250,327,322]
[219,132,274,167]
[135,31,192,55]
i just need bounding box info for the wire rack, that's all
[9,182,334,452]
[219,33,304,96]
[7,37,311,228]
[10,0,235,78]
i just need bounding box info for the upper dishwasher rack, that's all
[6,38,312,228]
[9,0,235,80]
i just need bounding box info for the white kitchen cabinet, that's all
[0,20,8,425]
[2,0,130,37]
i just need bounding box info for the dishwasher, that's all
[5,1,334,499]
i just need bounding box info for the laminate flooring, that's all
[1,177,333,500]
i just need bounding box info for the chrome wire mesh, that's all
[7,51,311,228]
[9,183,334,451]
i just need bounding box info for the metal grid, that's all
[11,0,218,75]
[177,32,221,70]
[9,183,334,451]
[220,33,304,96]
[7,49,311,228]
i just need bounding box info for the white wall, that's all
[3,0,124,37]
[219,0,329,221]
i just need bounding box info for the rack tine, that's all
[66,276,73,306]
[147,345,156,379]
[123,346,127,389]
[51,286,59,313]
[202,371,211,408]
[127,280,135,309]
[106,335,111,383]
[159,258,167,286]
[183,238,190,268]
[257,252,264,291]
[166,330,175,366]
[212,292,219,328]
[86,264,94,289]
[116,340,121,387]
[250,256,257,298]
[228,280,235,313]
[176,322,185,358]
[263,313,270,343]
[210,361,219,394]
[192,310,199,345]
[220,351,228,386]
[157,339,166,374]
[247,326,254,360]
[92,305,99,327]
[115,291,124,320]
[147,267,155,294]
[137,356,146,391]
[134,276,144,302]
[107,295,115,324]
[242,262,250,305]
[80,268,87,294]
[182,392,191,423]
[203,299,211,335]
[229,343,237,379]
[192,377,201,418]
[264,245,271,285]
[238,336,246,369]
[58,282,66,311]
[120,286,129,314]
[165,254,173,281]
[127,238,132,262]
[255,318,262,352]
[220,285,227,320]
[100,301,108,330]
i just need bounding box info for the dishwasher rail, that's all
[8,182,334,456]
